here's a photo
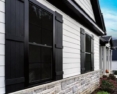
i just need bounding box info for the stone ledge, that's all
[10,70,101,94]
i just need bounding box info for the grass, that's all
[97,91,109,94]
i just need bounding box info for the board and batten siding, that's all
[0,0,5,93]
[75,0,95,21]
[37,0,100,78]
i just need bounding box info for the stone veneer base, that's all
[10,70,101,94]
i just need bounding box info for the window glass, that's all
[29,45,41,83]
[29,24,53,46]
[29,3,53,46]
[85,54,91,72]
[85,34,92,72]
[41,10,53,31]
[29,3,53,83]
[42,29,53,46]
[29,64,41,83]
[86,34,91,52]
[41,47,52,79]
[29,45,41,63]
[29,3,39,25]
[29,45,52,82]
[29,24,42,45]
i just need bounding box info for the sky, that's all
[99,0,117,39]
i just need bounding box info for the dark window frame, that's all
[80,28,94,74]
[85,34,92,72]
[24,0,56,86]
[5,0,63,93]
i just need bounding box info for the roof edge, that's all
[64,0,105,35]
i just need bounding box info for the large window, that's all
[80,28,94,74]
[5,0,63,92]
[29,2,53,83]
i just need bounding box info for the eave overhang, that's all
[64,0,105,35]
[47,0,105,36]
[91,0,106,33]
[100,38,108,45]
[100,36,113,49]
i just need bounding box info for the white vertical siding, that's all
[36,0,100,78]
[0,0,5,93]
[110,50,112,71]
[94,37,100,70]
[75,0,95,21]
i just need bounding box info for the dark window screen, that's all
[29,2,53,83]
[29,3,53,46]
[85,34,92,72]
[85,54,91,72]
[86,34,91,52]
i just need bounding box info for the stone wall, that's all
[10,71,101,94]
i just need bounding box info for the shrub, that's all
[97,91,109,94]
[100,76,117,93]
[113,70,117,75]
[102,75,107,78]
[100,78,113,92]
[108,74,116,80]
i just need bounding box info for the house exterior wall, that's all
[100,43,113,74]
[105,44,112,72]
[74,0,95,21]
[3,0,101,93]
[36,0,100,78]
[0,0,5,93]
[100,46,104,72]
[112,61,117,70]
[94,36,100,70]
